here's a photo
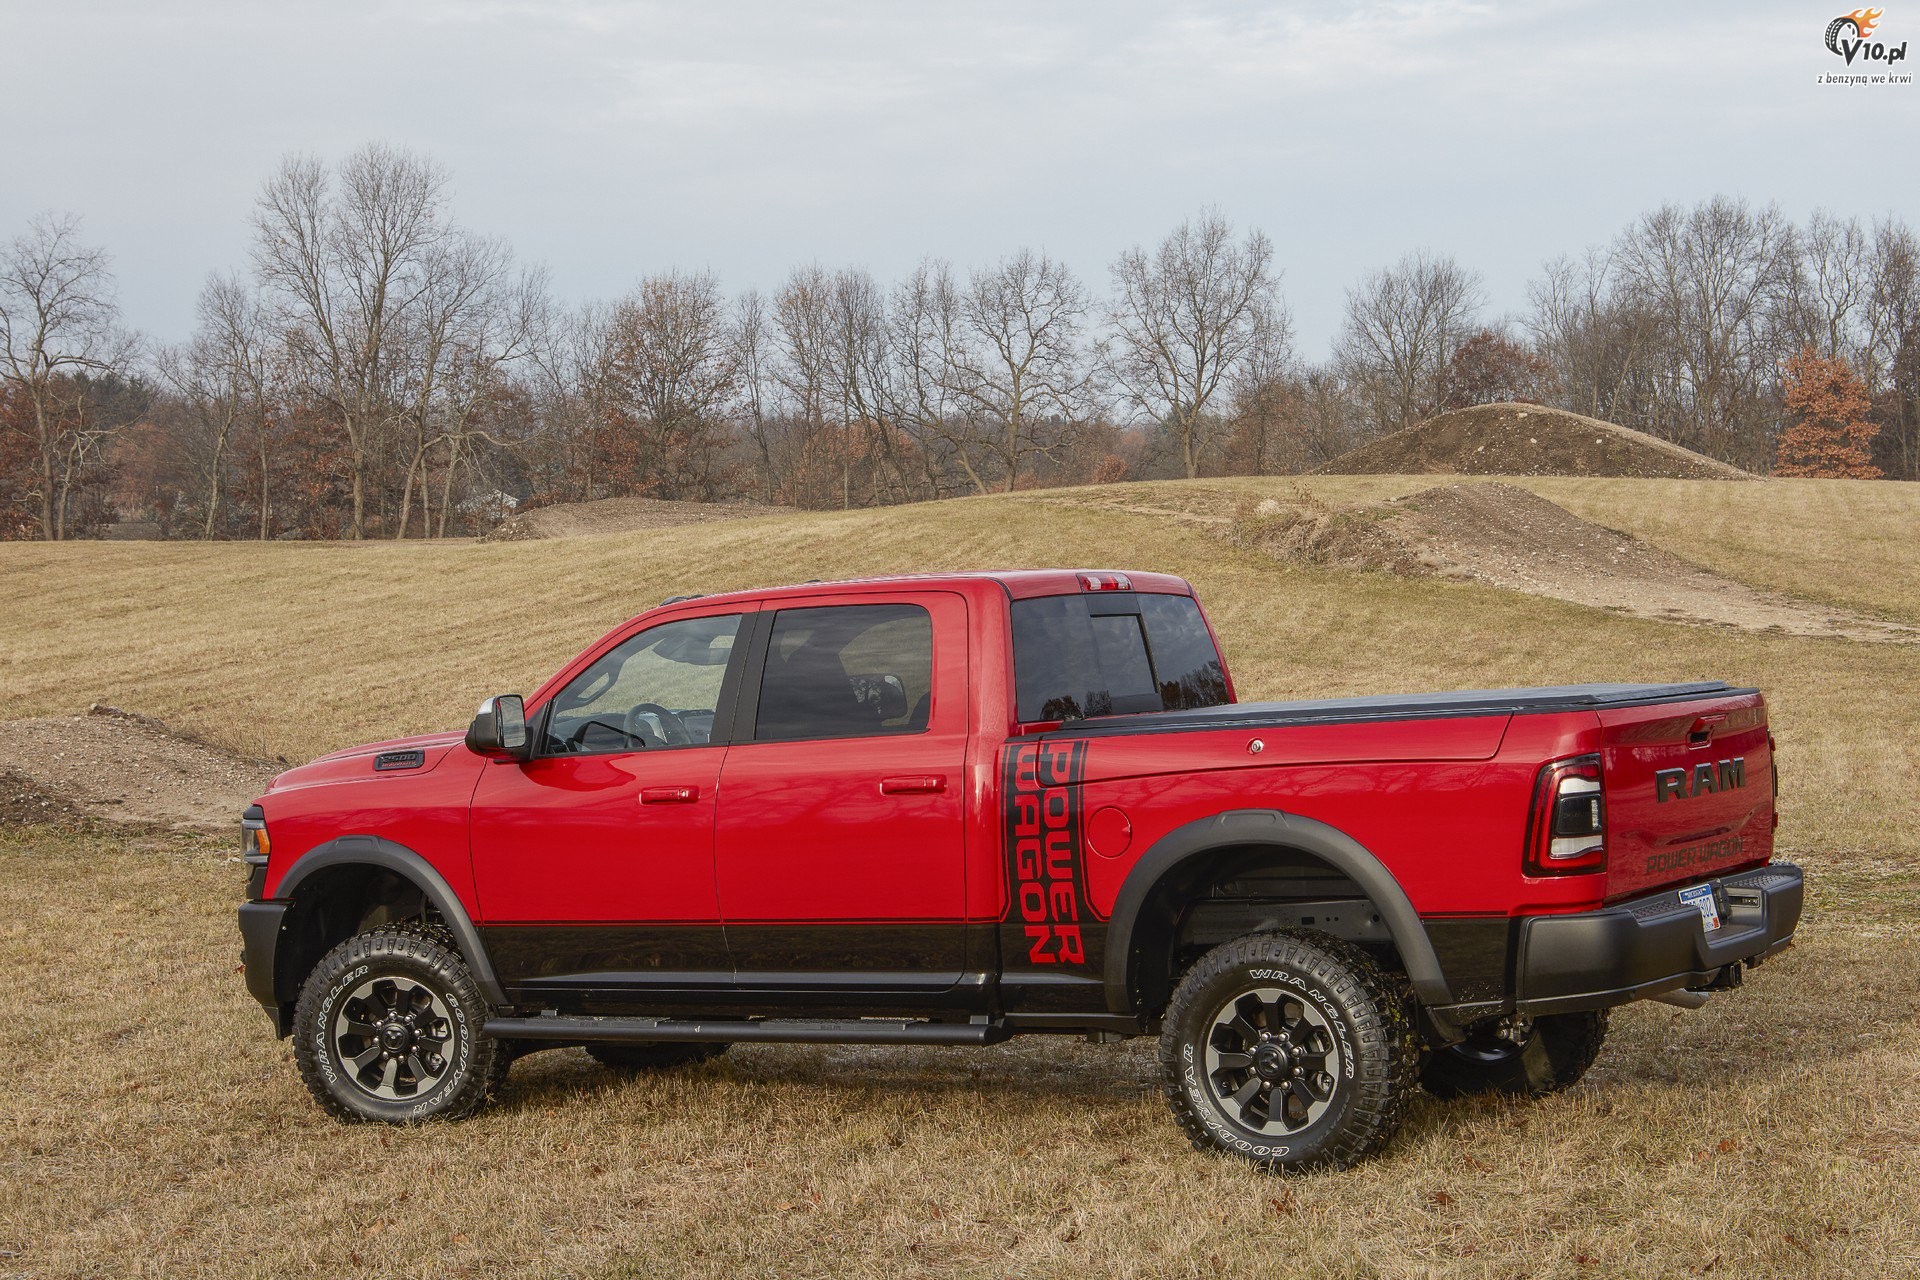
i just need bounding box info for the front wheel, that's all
[1157,930,1418,1172]
[1420,1010,1608,1099]
[292,924,510,1123]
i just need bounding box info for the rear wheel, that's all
[586,1041,728,1071]
[292,924,510,1123]
[1158,930,1418,1172]
[1420,1010,1608,1099]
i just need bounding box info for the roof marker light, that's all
[1079,573,1133,592]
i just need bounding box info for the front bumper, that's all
[238,900,292,1035]
[1515,862,1803,1016]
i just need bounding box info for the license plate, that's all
[1679,883,1721,932]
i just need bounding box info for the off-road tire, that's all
[1157,930,1419,1173]
[586,1042,729,1071]
[1420,1010,1608,1099]
[292,923,510,1123]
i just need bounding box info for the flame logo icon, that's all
[1827,7,1885,52]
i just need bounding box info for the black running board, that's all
[485,1015,1010,1046]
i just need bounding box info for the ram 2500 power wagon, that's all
[238,570,1801,1170]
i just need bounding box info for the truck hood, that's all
[268,730,467,793]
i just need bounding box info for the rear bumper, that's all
[1515,862,1803,1016]
[238,900,292,1035]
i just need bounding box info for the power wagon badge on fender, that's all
[1002,739,1093,964]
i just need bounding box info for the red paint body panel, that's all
[1593,692,1774,901]
[258,738,485,913]
[470,746,728,923]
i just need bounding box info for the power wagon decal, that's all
[1002,739,1094,965]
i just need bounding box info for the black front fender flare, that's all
[1103,809,1452,1014]
[276,835,507,1007]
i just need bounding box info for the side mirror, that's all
[466,694,530,758]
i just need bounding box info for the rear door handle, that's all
[640,786,700,804]
[880,775,947,795]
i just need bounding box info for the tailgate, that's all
[1599,692,1774,901]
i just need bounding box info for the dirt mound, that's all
[482,496,783,542]
[1315,403,1754,480]
[0,705,284,833]
[1236,483,1917,642]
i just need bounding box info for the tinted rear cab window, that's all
[755,603,934,742]
[1011,592,1229,723]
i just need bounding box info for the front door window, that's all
[540,613,742,755]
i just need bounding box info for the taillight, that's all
[1525,753,1605,875]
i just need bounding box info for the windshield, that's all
[1011,592,1229,723]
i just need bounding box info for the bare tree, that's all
[1106,211,1289,478]
[1528,249,1645,424]
[0,212,136,539]
[252,145,455,538]
[425,265,549,536]
[1336,250,1485,437]
[1219,305,1306,474]
[732,289,781,503]
[157,274,270,538]
[890,259,983,495]
[821,267,906,507]
[1869,220,1920,478]
[589,271,740,500]
[1789,210,1874,370]
[1613,197,1798,468]
[389,233,525,537]
[949,249,1095,490]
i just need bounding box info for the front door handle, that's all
[880,775,947,795]
[640,786,700,804]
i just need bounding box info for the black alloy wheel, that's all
[1159,930,1418,1172]
[293,924,510,1123]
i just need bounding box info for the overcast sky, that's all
[4,0,1914,353]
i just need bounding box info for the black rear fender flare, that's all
[1103,809,1451,1015]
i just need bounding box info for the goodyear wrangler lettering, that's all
[1003,739,1090,965]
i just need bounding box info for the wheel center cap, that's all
[381,1023,412,1050]
[1252,1043,1289,1080]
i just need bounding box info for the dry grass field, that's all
[1,475,1918,1278]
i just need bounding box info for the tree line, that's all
[3,144,1915,540]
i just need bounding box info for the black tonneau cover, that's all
[1044,682,1744,738]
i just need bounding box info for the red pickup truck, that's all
[238,570,1800,1170]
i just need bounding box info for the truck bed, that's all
[1044,682,1744,737]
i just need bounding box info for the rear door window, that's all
[754,603,934,742]
[1012,592,1228,723]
